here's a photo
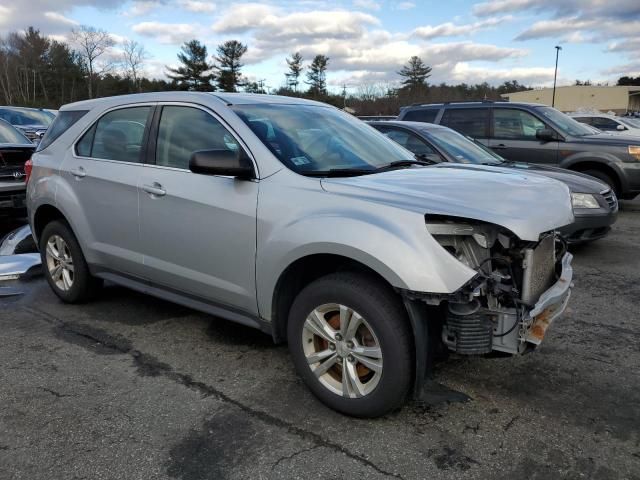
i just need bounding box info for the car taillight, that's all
[24,158,33,184]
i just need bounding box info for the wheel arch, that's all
[33,204,68,245]
[270,253,404,344]
[561,157,624,194]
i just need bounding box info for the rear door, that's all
[64,104,153,275]
[489,107,559,164]
[439,108,490,147]
[138,103,259,314]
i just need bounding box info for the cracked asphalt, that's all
[1,200,639,480]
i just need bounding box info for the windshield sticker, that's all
[291,156,311,166]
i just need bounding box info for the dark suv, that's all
[397,101,640,199]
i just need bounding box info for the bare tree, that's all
[71,25,115,98]
[121,39,149,92]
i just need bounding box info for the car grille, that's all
[521,234,556,306]
[602,189,618,212]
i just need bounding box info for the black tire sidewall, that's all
[39,220,98,303]
[287,273,413,417]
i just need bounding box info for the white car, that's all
[569,113,640,136]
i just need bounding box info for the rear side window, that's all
[572,117,592,125]
[75,107,151,163]
[440,108,489,137]
[37,110,88,152]
[402,109,438,123]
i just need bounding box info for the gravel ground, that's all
[1,201,639,480]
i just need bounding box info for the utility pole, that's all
[552,45,562,108]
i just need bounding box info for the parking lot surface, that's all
[1,202,639,480]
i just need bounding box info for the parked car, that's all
[397,101,640,199]
[0,106,53,143]
[0,119,35,218]
[28,92,574,417]
[370,120,617,243]
[569,113,640,136]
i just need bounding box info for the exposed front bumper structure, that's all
[487,253,572,356]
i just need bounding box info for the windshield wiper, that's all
[377,159,433,171]
[302,168,376,177]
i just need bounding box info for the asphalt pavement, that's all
[1,202,639,480]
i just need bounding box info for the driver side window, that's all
[493,109,546,140]
[156,106,240,169]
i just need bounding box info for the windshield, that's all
[0,120,30,144]
[0,108,53,127]
[231,104,414,175]
[425,128,502,165]
[537,107,594,137]
[619,117,640,129]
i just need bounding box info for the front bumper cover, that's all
[523,252,573,345]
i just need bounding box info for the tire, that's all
[287,272,413,417]
[39,220,102,303]
[582,169,619,196]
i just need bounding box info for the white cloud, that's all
[43,11,79,26]
[212,5,379,40]
[412,16,512,40]
[353,0,381,10]
[122,1,160,17]
[449,62,555,85]
[396,2,415,10]
[132,21,206,44]
[178,0,216,13]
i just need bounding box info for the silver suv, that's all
[27,92,574,417]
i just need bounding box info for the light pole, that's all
[552,45,562,108]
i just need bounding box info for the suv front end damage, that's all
[417,216,573,355]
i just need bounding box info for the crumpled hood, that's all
[321,164,574,241]
[501,162,609,193]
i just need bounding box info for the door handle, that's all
[492,144,507,149]
[142,182,166,197]
[70,167,86,178]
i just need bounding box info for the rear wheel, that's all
[287,272,413,417]
[40,220,102,303]
[582,169,619,196]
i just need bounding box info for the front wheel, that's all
[287,272,413,417]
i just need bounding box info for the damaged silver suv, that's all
[27,93,574,417]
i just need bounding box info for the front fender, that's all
[255,173,477,321]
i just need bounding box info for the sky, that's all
[1,0,639,94]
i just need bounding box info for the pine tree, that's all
[285,52,303,91]
[215,40,247,92]
[166,40,215,91]
[306,55,329,96]
[397,56,432,92]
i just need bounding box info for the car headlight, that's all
[629,146,640,160]
[571,193,600,209]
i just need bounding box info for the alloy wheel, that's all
[302,303,383,398]
[45,235,74,291]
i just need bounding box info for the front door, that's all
[138,104,259,315]
[489,108,559,164]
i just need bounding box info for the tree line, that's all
[2,25,634,115]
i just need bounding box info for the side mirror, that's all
[189,149,255,179]
[536,128,557,142]
[616,124,626,131]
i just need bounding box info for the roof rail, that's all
[407,98,509,107]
